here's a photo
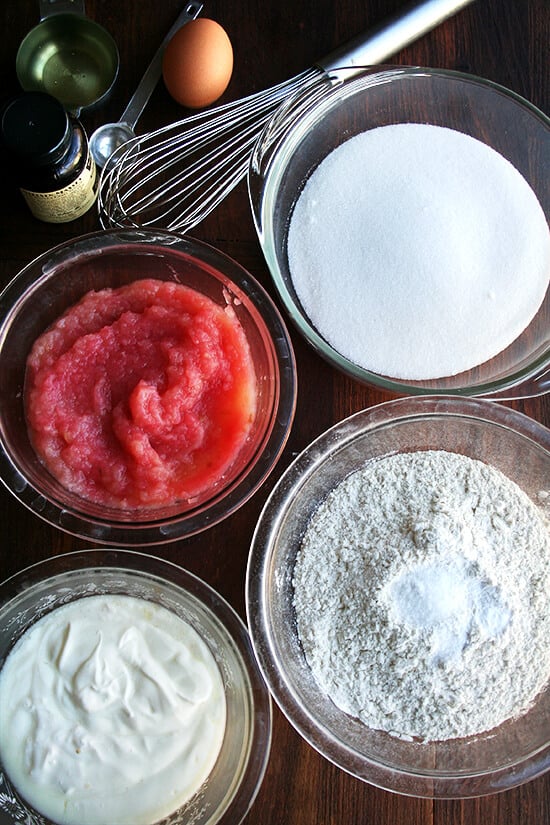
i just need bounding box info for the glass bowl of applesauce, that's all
[0,229,296,545]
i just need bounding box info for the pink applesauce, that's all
[25,278,257,508]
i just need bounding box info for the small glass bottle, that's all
[1,91,98,223]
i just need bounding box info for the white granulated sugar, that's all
[292,450,550,741]
[287,124,550,380]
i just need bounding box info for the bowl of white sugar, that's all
[246,395,550,797]
[0,550,272,825]
[249,67,550,398]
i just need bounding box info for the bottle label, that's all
[20,154,98,223]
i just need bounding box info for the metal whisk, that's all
[98,0,475,233]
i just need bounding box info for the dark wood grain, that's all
[0,1,549,824]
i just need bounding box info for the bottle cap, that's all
[1,92,72,166]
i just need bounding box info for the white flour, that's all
[292,450,550,741]
[287,123,550,380]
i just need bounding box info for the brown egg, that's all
[162,18,233,109]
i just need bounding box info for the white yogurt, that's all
[0,594,227,825]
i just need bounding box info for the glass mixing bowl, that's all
[249,66,550,398]
[0,549,272,825]
[0,229,296,545]
[246,396,550,798]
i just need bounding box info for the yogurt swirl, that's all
[0,594,227,825]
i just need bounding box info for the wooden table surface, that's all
[1,0,549,823]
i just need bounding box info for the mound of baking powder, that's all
[292,450,550,741]
[287,124,550,380]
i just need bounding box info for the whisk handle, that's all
[317,0,476,77]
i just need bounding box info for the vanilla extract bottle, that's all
[1,91,98,223]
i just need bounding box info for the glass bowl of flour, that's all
[249,67,550,399]
[0,550,272,825]
[246,396,550,797]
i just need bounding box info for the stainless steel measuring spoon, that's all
[90,1,203,168]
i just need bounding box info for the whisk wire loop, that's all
[98,68,326,231]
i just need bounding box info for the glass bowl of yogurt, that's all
[249,66,550,399]
[0,229,296,545]
[246,395,550,798]
[0,549,272,825]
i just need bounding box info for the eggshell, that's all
[162,18,233,109]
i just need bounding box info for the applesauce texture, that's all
[25,278,257,508]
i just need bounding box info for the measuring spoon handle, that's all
[120,1,203,129]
